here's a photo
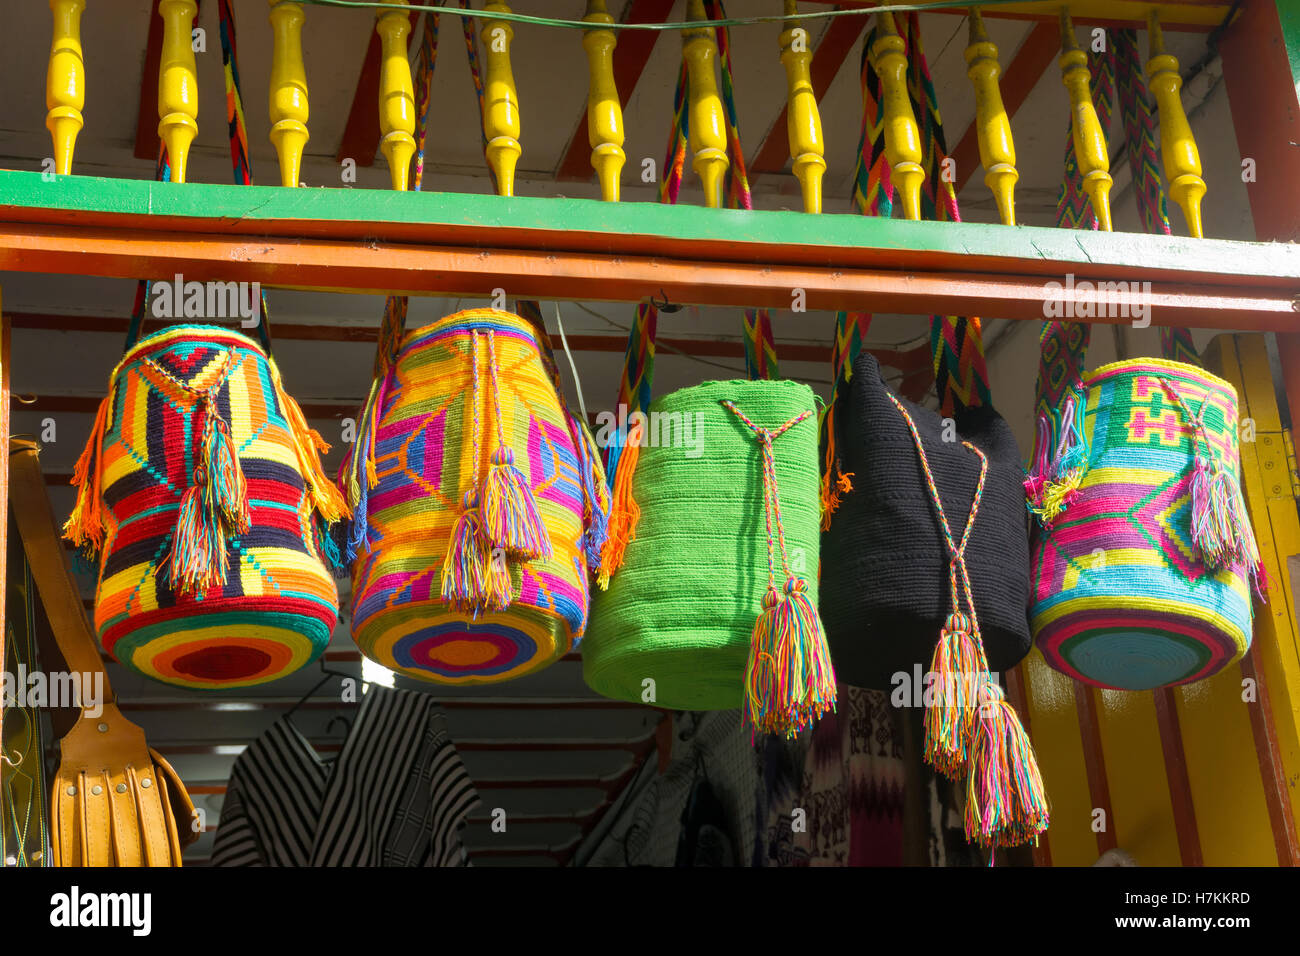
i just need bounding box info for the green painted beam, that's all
[0,170,1298,288]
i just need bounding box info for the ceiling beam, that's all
[950,21,1059,199]
[335,10,420,166]
[750,14,865,177]
[555,0,678,183]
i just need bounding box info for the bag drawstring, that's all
[480,328,552,561]
[141,349,248,596]
[721,400,836,739]
[1160,378,1266,596]
[886,391,1049,852]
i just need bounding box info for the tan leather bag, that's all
[10,439,198,866]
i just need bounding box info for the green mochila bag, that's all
[582,379,832,730]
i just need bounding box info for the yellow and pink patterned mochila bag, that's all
[341,306,609,685]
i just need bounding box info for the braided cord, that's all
[722,401,813,589]
[885,391,988,626]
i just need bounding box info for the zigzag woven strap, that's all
[894,13,989,417]
[125,0,274,357]
[1114,28,1200,364]
[604,58,689,483]
[704,0,779,381]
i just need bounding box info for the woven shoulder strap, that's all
[124,0,273,356]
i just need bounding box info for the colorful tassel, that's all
[269,358,350,525]
[573,415,611,572]
[170,483,229,596]
[1026,392,1089,527]
[64,394,112,556]
[596,424,643,590]
[199,401,250,534]
[923,611,989,778]
[480,445,552,561]
[441,490,496,612]
[964,680,1050,849]
[1190,454,1264,591]
[745,577,837,739]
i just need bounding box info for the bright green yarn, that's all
[582,379,822,711]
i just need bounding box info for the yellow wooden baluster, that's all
[158,0,199,184]
[779,0,825,214]
[682,0,728,209]
[870,9,922,221]
[46,0,86,176]
[965,9,1017,226]
[268,0,309,188]
[482,1,522,198]
[1059,9,1112,232]
[583,0,624,202]
[376,0,415,191]
[1147,12,1206,238]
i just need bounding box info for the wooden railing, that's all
[42,2,1224,237]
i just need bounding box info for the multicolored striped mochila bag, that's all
[341,307,609,685]
[1026,322,1263,691]
[64,323,349,689]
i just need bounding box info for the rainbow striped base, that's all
[1031,358,1253,690]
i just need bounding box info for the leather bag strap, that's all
[8,438,113,702]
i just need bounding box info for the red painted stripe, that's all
[951,21,1058,199]
[1005,663,1052,867]
[335,11,420,166]
[555,0,678,183]
[1073,682,1117,856]
[1151,687,1204,866]
[133,6,166,161]
[750,15,865,177]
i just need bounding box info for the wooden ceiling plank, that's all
[556,0,678,183]
[751,14,865,177]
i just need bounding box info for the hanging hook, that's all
[649,288,683,313]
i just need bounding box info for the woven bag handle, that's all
[123,0,274,357]
[891,11,992,418]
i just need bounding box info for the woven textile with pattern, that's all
[584,380,821,712]
[349,309,599,685]
[1031,359,1256,690]
[65,325,344,690]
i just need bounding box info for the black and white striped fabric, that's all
[212,686,478,867]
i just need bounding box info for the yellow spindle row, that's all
[780,1,825,214]
[1147,12,1206,238]
[583,0,625,203]
[45,0,85,177]
[40,2,1208,238]
[158,0,199,184]
[269,0,309,189]
[376,0,416,192]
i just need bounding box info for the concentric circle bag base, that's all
[349,309,595,685]
[819,351,1032,691]
[66,324,344,690]
[1031,358,1254,690]
[583,379,822,711]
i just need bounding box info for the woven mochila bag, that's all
[341,307,609,685]
[1025,323,1262,691]
[583,379,832,733]
[64,322,349,689]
